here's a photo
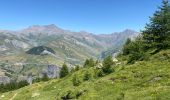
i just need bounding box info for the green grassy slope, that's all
[1,50,170,100]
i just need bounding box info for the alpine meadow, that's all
[0,0,170,100]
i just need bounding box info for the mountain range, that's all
[0,24,138,83]
[0,24,138,63]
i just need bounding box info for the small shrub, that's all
[61,90,74,100]
[96,69,104,77]
[60,89,87,100]
[102,56,114,74]
[75,65,80,71]
[127,52,148,64]
[42,73,49,81]
[116,92,125,100]
[83,71,91,81]
[72,74,81,86]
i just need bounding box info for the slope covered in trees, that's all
[122,0,170,64]
[26,46,55,55]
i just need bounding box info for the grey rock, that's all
[42,65,61,78]
[0,76,10,84]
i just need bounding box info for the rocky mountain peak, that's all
[27,24,60,30]
[20,24,64,35]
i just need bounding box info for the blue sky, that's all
[0,0,165,34]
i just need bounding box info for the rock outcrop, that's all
[0,76,10,84]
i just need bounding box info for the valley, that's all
[0,25,137,84]
[0,0,170,100]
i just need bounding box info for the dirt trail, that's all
[9,93,17,100]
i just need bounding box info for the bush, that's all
[72,74,81,86]
[122,37,150,64]
[96,69,104,77]
[102,56,114,74]
[33,77,41,83]
[128,52,142,64]
[75,65,80,71]
[61,90,74,100]
[116,92,125,100]
[127,51,149,64]
[60,89,87,99]
[42,73,49,81]
[83,71,91,81]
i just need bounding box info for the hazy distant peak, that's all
[77,31,93,36]
[26,24,61,30]
[46,24,57,27]
[20,24,65,35]
[122,29,138,33]
[43,24,61,29]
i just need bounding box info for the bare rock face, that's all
[41,65,61,78]
[47,65,61,78]
[0,76,10,84]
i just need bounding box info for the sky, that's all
[0,0,165,34]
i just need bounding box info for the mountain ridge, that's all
[0,25,138,83]
[0,24,139,62]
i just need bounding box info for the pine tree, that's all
[83,58,95,67]
[102,55,114,74]
[142,0,170,50]
[89,58,95,67]
[123,38,132,55]
[0,84,5,92]
[0,80,29,93]
[33,77,41,83]
[60,63,69,78]
[83,59,89,67]
[18,80,29,88]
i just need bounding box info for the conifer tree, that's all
[89,58,95,67]
[83,58,95,67]
[60,63,69,78]
[102,55,114,74]
[123,38,132,55]
[83,59,89,67]
[142,0,170,49]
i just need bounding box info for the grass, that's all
[0,50,170,100]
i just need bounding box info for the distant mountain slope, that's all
[0,24,138,65]
[26,46,55,55]
[0,24,138,86]
[0,32,31,56]
[1,49,170,100]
